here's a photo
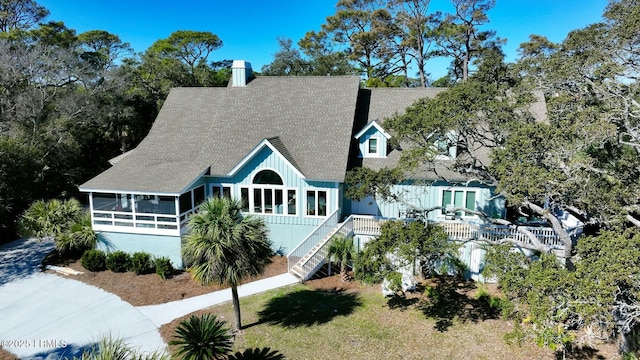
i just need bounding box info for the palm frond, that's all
[169,314,232,360]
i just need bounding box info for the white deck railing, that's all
[478,224,564,249]
[287,214,568,281]
[348,215,564,250]
[92,210,179,230]
[351,215,387,235]
[438,221,479,241]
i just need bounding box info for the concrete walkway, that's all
[0,238,299,359]
[138,273,299,327]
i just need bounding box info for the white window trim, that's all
[239,169,298,217]
[304,188,330,218]
[440,188,477,219]
[246,185,298,216]
[433,130,458,160]
[367,136,381,157]
[359,135,383,159]
[210,183,233,199]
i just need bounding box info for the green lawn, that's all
[163,281,570,360]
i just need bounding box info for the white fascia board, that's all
[354,120,392,140]
[78,188,180,197]
[227,138,306,179]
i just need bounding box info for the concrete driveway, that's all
[0,238,166,359]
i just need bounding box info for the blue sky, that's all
[38,0,608,80]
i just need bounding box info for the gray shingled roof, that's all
[358,87,458,179]
[364,87,446,122]
[359,87,549,182]
[80,76,361,194]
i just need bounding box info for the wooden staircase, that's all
[289,224,343,281]
[287,214,574,282]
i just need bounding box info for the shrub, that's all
[130,252,153,275]
[81,249,106,272]
[385,271,403,292]
[105,251,131,273]
[154,257,174,279]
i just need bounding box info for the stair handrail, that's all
[295,215,356,281]
[287,209,340,272]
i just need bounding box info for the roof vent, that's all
[231,60,252,87]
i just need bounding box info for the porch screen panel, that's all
[158,196,176,215]
[135,195,176,215]
[194,186,205,205]
[465,191,476,215]
[179,192,192,214]
[93,193,132,212]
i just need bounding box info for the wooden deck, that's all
[287,214,571,281]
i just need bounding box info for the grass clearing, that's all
[161,280,577,360]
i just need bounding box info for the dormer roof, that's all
[354,120,391,140]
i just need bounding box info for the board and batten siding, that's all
[205,145,341,252]
[348,182,505,222]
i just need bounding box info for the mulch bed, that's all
[48,255,288,306]
[0,349,17,360]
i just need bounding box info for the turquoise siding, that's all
[205,145,341,249]
[267,223,318,255]
[348,182,505,223]
[357,126,387,158]
[96,232,183,268]
[183,175,206,193]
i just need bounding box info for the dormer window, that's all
[368,138,378,155]
[355,120,391,159]
[433,131,458,159]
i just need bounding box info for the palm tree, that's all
[57,212,97,254]
[19,198,95,254]
[327,235,355,282]
[168,314,232,360]
[182,197,272,331]
[19,199,78,240]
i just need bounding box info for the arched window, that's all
[252,170,283,185]
[240,169,296,216]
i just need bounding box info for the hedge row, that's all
[81,249,174,279]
